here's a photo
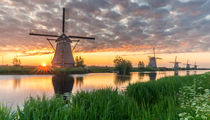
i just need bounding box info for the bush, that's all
[113,56,132,75]
[75,56,85,67]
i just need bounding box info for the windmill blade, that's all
[62,8,65,34]
[170,62,181,63]
[29,33,59,37]
[47,38,55,51]
[72,40,80,51]
[156,57,162,59]
[183,64,191,65]
[153,48,155,58]
[47,38,57,41]
[69,35,95,40]
[71,40,81,42]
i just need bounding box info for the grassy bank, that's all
[133,67,210,72]
[0,66,209,75]
[126,73,210,119]
[0,66,114,75]
[0,73,209,119]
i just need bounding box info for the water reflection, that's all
[174,71,179,76]
[138,73,145,80]
[114,75,131,85]
[186,71,190,76]
[1,70,210,108]
[138,72,157,81]
[75,76,84,88]
[13,76,21,89]
[52,75,74,94]
[194,71,197,75]
[148,72,157,80]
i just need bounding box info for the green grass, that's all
[11,89,140,120]
[0,73,209,120]
[126,73,210,120]
[0,67,33,74]
[88,67,114,73]
[0,105,15,120]
[0,66,114,75]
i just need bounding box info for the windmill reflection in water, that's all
[138,72,157,81]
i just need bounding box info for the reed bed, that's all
[126,73,210,120]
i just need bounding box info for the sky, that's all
[0,0,210,67]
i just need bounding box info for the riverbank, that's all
[0,66,209,75]
[0,66,114,75]
[1,73,209,119]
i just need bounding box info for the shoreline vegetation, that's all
[1,72,209,119]
[0,66,209,75]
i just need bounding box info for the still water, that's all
[0,70,209,107]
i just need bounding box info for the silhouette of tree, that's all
[75,56,85,67]
[13,57,21,67]
[113,56,132,75]
[138,61,145,68]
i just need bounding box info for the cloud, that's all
[0,0,210,55]
[19,50,54,57]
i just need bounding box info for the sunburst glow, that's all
[42,63,46,67]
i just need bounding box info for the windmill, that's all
[148,48,161,68]
[169,56,181,70]
[29,8,95,68]
[194,61,198,70]
[183,60,191,70]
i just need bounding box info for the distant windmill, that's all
[29,8,95,68]
[183,60,191,70]
[169,56,181,70]
[194,62,198,70]
[148,48,161,68]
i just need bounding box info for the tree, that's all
[138,61,145,68]
[113,56,132,75]
[13,57,21,67]
[75,56,85,67]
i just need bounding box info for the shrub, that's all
[113,56,132,75]
[75,56,85,67]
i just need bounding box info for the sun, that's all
[33,62,54,74]
[42,63,46,67]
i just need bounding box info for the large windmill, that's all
[29,8,95,68]
[148,48,161,68]
[169,56,181,70]
[184,60,191,70]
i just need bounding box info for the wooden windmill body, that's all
[169,56,181,70]
[29,8,95,68]
[148,48,161,68]
[52,34,74,67]
[194,62,198,70]
[184,60,191,70]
